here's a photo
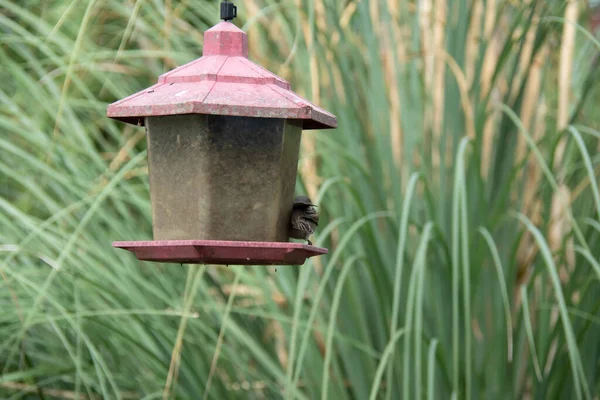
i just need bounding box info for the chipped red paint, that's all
[107,21,336,130]
[113,240,328,265]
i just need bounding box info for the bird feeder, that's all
[108,3,336,265]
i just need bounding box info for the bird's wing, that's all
[304,209,319,225]
[305,214,319,225]
[291,216,314,232]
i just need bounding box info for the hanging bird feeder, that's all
[108,2,337,265]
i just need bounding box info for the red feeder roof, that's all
[107,22,337,130]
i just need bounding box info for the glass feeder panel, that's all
[145,114,302,242]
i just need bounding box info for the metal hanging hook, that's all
[220,0,237,21]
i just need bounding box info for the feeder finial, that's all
[220,0,237,21]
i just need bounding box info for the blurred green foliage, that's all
[1,0,600,399]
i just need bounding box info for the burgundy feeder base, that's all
[113,240,328,265]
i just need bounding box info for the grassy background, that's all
[1,0,600,398]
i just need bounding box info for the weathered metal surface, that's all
[146,114,301,241]
[112,240,328,265]
[107,21,336,130]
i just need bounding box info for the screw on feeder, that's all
[220,0,237,21]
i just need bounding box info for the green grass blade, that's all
[387,172,421,396]
[519,285,543,381]
[368,329,406,400]
[478,227,513,362]
[568,126,600,221]
[515,213,589,400]
[402,222,434,400]
[451,137,471,396]
[321,254,363,400]
[427,339,439,400]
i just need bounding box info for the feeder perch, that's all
[108,3,337,265]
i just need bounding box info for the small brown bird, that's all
[289,195,319,246]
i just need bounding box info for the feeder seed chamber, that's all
[108,2,337,265]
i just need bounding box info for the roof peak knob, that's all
[220,1,237,22]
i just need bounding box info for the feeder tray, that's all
[113,240,327,265]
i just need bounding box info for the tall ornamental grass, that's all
[1,0,599,398]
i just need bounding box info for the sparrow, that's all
[289,195,319,246]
